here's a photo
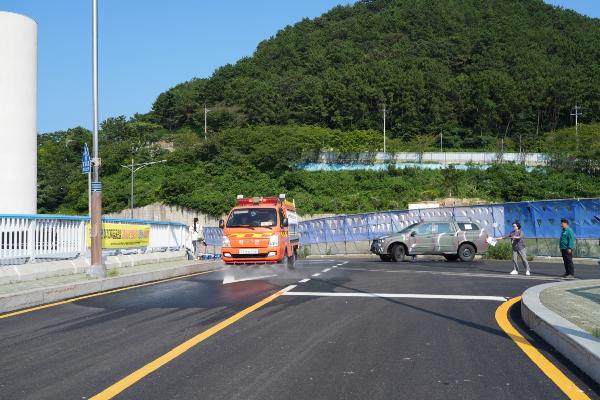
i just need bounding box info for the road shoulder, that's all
[0,260,220,315]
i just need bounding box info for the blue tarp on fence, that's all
[203,198,600,247]
[506,199,600,239]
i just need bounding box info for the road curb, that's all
[0,261,221,315]
[521,281,600,384]
[0,251,191,285]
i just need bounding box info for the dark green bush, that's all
[486,241,513,260]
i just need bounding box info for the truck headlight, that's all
[269,234,279,246]
[222,236,231,247]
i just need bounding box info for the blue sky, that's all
[1,1,598,133]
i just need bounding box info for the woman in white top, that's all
[189,217,202,259]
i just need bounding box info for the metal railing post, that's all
[27,219,36,262]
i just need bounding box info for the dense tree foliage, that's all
[150,0,600,149]
[37,123,600,217]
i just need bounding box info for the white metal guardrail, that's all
[0,214,187,266]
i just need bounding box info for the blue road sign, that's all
[82,143,91,174]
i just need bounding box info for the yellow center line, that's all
[0,269,221,320]
[90,286,290,400]
[495,296,591,400]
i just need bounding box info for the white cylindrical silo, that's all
[0,12,37,214]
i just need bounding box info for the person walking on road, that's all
[189,217,203,260]
[499,221,531,276]
[560,218,576,279]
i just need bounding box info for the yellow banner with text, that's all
[86,223,150,249]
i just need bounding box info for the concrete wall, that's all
[107,202,333,226]
[106,203,221,227]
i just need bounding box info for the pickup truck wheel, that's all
[444,254,459,262]
[458,244,476,262]
[391,244,406,262]
[379,255,392,262]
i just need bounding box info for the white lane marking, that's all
[338,268,561,281]
[298,278,310,283]
[343,261,349,264]
[282,292,507,302]
[332,266,338,269]
[322,268,331,272]
[311,273,321,277]
[222,274,278,284]
[281,284,297,293]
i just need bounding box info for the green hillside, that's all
[150,0,600,148]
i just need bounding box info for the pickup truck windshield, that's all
[399,223,419,233]
[227,208,278,228]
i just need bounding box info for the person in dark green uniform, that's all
[559,218,576,279]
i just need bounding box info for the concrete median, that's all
[521,280,600,384]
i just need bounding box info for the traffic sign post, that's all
[82,143,92,217]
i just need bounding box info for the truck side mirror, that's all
[410,231,417,237]
[282,218,289,228]
[219,219,225,229]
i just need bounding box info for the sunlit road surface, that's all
[1,258,599,399]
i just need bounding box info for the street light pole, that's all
[130,159,134,218]
[122,160,167,219]
[89,0,104,278]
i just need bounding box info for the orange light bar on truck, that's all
[235,197,280,206]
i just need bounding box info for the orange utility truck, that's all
[220,194,300,265]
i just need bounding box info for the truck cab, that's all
[220,194,300,265]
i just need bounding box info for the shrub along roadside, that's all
[485,241,513,260]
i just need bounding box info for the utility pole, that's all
[383,104,386,159]
[121,159,167,219]
[204,104,209,140]
[519,134,522,154]
[440,132,443,153]
[89,0,104,278]
[571,105,582,150]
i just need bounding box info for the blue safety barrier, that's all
[203,198,600,248]
[203,227,224,246]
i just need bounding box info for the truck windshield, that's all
[226,208,278,228]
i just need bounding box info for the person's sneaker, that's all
[510,269,518,275]
[565,275,575,280]
[525,270,531,276]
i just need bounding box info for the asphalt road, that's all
[1,258,599,400]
